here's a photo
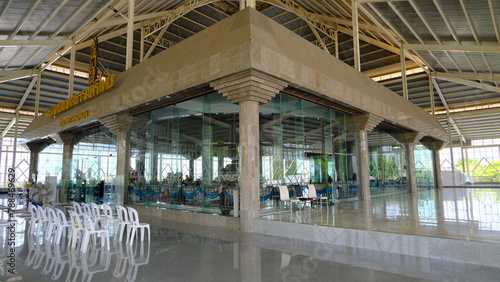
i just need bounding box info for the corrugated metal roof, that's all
[0,0,499,143]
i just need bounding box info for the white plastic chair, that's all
[68,210,85,250]
[28,204,39,235]
[35,206,50,238]
[102,203,119,230]
[278,185,299,213]
[54,208,72,244]
[127,207,150,245]
[81,203,92,215]
[45,207,59,242]
[115,205,133,243]
[71,202,83,215]
[90,203,107,227]
[80,213,110,253]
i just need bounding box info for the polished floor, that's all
[1,187,500,281]
[262,187,500,244]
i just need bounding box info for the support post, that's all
[211,70,287,232]
[352,0,360,72]
[422,140,445,189]
[349,114,383,200]
[126,0,135,70]
[401,47,408,100]
[68,37,76,97]
[26,142,41,185]
[100,113,133,205]
[50,133,79,203]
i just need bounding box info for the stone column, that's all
[211,69,287,232]
[393,132,424,193]
[50,133,80,203]
[26,142,41,184]
[348,114,383,201]
[100,113,134,205]
[422,139,445,189]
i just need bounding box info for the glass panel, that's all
[260,93,353,213]
[414,144,435,190]
[368,128,408,197]
[129,92,239,215]
[70,130,117,203]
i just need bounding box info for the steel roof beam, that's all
[1,118,15,138]
[0,69,36,83]
[0,40,73,47]
[16,77,38,111]
[433,72,500,82]
[435,75,500,94]
[404,43,500,53]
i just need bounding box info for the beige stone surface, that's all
[22,8,446,142]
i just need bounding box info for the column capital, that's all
[391,131,425,144]
[50,132,83,145]
[348,113,383,131]
[421,139,445,151]
[100,112,134,132]
[210,69,288,104]
[25,139,55,153]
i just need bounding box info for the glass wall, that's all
[69,129,117,203]
[260,94,354,212]
[124,91,431,215]
[37,143,63,187]
[129,93,240,215]
[414,144,434,190]
[368,129,408,196]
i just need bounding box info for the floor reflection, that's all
[21,232,149,282]
[262,187,500,243]
[2,188,500,281]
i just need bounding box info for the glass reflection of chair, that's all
[127,207,150,245]
[80,213,111,253]
[307,184,328,208]
[278,185,299,213]
[127,240,150,281]
[81,245,112,282]
[294,185,312,209]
